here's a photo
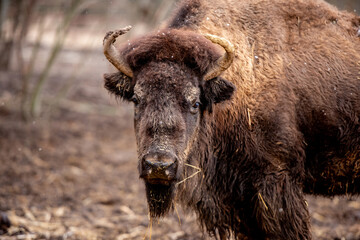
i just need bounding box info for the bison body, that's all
[103,0,360,239]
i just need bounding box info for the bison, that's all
[102,0,360,239]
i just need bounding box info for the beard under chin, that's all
[145,182,175,218]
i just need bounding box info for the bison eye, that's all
[130,95,139,105]
[190,101,201,114]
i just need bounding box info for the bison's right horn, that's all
[103,26,133,78]
[203,34,234,81]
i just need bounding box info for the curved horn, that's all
[203,34,235,81]
[103,26,133,77]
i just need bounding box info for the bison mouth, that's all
[141,171,177,186]
[145,178,173,186]
[145,181,175,218]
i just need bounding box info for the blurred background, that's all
[0,0,359,239]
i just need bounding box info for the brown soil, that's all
[0,46,359,240]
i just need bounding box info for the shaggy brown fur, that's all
[104,0,360,239]
[123,29,222,76]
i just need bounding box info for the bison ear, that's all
[104,72,134,100]
[202,77,235,112]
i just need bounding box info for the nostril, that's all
[143,152,176,171]
[141,153,177,182]
[145,159,173,169]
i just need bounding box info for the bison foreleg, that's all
[252,173,311,240]
[0,212,10,234]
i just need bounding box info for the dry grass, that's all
[258,193,268,211]
[176,163,202,186]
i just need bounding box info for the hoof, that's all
[0,212,11,234]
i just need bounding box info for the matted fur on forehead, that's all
[120,29,222,76]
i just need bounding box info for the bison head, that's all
[103,26,235,218]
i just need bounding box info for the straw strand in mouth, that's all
[176,163,202,186]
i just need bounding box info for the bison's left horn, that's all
[203,34,234,81]
[103,26,133,78]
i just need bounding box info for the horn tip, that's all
[103,26,133,45]
[115,25,133,36]
[203,33,234,51]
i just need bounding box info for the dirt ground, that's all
[0,11,360,240]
